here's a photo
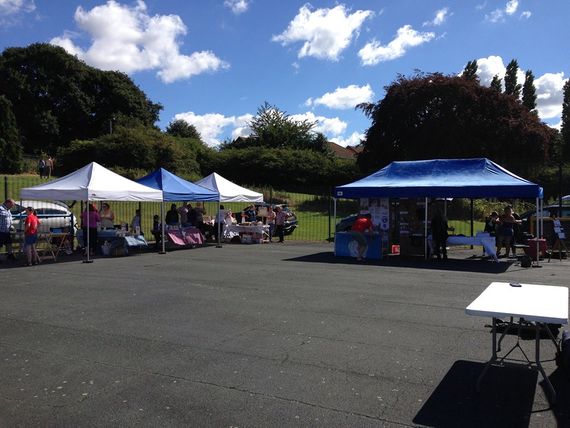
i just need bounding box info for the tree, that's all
[504,59,522,99]
[562,79,570,161]
[356,72,555,175]
[239,102,324,151]
[490,75,502,92]
[0,95,23,173]
[0,43,162,155]
[166,119,202,140]
[522,70,537,112]
[461,60,479,82]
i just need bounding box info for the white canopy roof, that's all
[195,172,263,203]
[20,162,163,201]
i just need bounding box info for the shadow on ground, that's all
[414,360,537,428]
[285,252,512,273]
[541,367,570,427]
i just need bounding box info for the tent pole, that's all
[216,200,222,248]
[333,197,337,242]
[535,197,540,267]
[83,200,93,263]
[424,198,428,260]
[160,201,166,254]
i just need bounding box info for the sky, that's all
[1,0,569,148]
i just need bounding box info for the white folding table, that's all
[466,281,569,402]
[428,234,498,261]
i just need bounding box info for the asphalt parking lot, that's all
[1,243,569,427]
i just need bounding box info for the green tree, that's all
[562,79,570,161]
[0,43,162,155]
[461,59,479,81]
[490,75,502,92]
[0,95,23,173]
[522,70,537,112]
[504,59,522,99]
[57,125,203,179]
[356,72,554,175]
[166,119,202,140]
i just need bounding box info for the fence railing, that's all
[2,174,542,245]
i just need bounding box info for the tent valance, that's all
[335,158,543,199]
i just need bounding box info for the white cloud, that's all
[475,55,567,121]
[330,132,364,148]
[173,112,252,147]
[0,0,35,15]
[224,0,250,15]
[485,0,524,22]
[423,7,451,27]
[505,0,519,15]
[358,25,435,66]
[306,84,374,109]
[290,112,348,136]
[535,72,567,120]
[272,4,373,61]
[520,10,531,19]
[50,0,228,83]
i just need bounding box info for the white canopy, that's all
[20,162,163,201]
[195,172,263,203]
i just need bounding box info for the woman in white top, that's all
[100,203,115,228]
[266,205,276,242]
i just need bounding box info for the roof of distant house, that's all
[327,141,362,159]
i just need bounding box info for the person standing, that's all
[178,202,190,226]
[23,207,40,266]
[45,156,53,179]
[214,204,226,242]
[81,203,100,256]
[38,158,46,179]
[349,212,374,261]
[99,203,115,228]
[0,198,16,261]
[274,206,290,243]
[266,205,276,242]
[165,203,179,225]
[431,207,449,260]
[130,209,142,234]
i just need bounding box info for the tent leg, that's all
[83,199,94,263]
[216,200,222,248]
[159,201,166,254]
[424,198,428,260]
[333,198,337,243]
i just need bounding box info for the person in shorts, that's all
[23,207,40,266]
[349,212,374,261]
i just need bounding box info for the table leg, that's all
[535,323,557,403]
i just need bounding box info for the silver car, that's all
[10,200,76,233]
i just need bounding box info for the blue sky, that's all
[1,0,568,147]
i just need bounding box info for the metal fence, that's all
[1,174,545,245]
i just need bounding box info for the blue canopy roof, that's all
[335,158,543,199]
[136,168,219,202]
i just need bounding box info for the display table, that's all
[165,226,204,247]
[225,224,269,244]
[334,231,382,260]
[466,282,568,402]
[77,229,147,255]
[428,233,498,261]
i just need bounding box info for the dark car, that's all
[253,203,298,235]
[519,204,570,240]
[335,214,358,232]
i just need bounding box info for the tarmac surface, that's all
[1,242,569,427]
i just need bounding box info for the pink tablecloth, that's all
[166,227,204,246]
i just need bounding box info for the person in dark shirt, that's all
[431,207,449,260]
[165,204,179,225]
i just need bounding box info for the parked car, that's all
[252,203,298,235]
[10,200,76,233]
[335,214,358,232]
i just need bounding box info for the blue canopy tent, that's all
[136,168,219,252]
[334,158,544,261]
